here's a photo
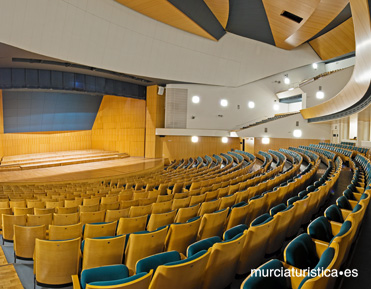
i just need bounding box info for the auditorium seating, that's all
[2,146,370,289]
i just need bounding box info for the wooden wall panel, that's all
[309,17,355,60]
[91,95,146,157]
[253,137,329,154]
[115,0,216,40]
[0,91,4,158]
[1,131,92,156]
[161,136,241,160]
[145,86,165,159]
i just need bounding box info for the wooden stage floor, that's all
[0,157,164,184]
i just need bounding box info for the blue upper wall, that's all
[3,91,103,133]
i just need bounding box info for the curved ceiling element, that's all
[301,0,371,120]
[115,0,350,50]
[204,0,230,29]
[114,0,219,40]
[263,0,349,49]
[309,17,355,60]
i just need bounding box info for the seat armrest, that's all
[330,221,342,236]
[314,239,330,257]
[353,192,363,201]
[356,187,364,194]
[282,262,306,289]
[341,209,352,220]
[349,200,358,209]
[71,275,81,289]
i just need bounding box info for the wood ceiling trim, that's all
[263,0,349,49]
[301,0,371,119]
[204,0,229,29]
[309,17,355,60]
[115,0,217,41]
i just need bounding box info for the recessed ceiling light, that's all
[288,87,294,91]
[312,63,318,69]
[273,104,279,111]
[284,74,290,84]
[316,86,324,99]
[192,95,200,103]
[222,137,228,143]
[248,101,255,108]
[220,99,228,107]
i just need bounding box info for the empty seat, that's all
[147,210,176,231]
[49,223,83,240]
[129,204,152,218]
[2,214,27,243]
[83,221,117,239]
[14,207,34,216]
[198,199,220,216]
[57,206,78,214]
[105,208,130,222]
[14,225,46,262]
[82,235,126,270]
[125,227,168,274]
[34,208,55,215]
[80,211,105,225]
[27,213,53,228]
[136,250,210,289]
[165,217,201,255]
[72,264,152,289]
[197,208,228,240]
[79,204,100,213]
[174,204,200,223]
[116,215,148,235]
[34,238,81,287]
[0,208,12,231]
[172,197,191,210]
[53,212,79,226]
[237,213,276,275]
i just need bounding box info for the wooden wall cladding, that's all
[115,0,216,40]
[161,136,241,160]
[0,91,4,157]
[309,17,355,60]
[145,86,165,159]
[1,131,92,156]
[91,95,146,157]
[253,137,329,154]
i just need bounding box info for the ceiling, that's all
[115,0,353,55]
[0,42,179,87]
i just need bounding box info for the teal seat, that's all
[187,236,221,257]
[284,233,319,269]
[241,259,290,289]
[336,196,352,210]
[80,265,127,289]
[324,205,343,223]
[223,224,248,241]
[136,251,180,274]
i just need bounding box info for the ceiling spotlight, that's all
[248,101,255,108]
[312,63,318,69]
[273,103,279,111]
[288,87,294,91]
[220,99,228,107]
[262,137,270,144]
[293,129,302,138]
[316,86,324,99]
[192,95,200,103]
[222,137,228,143]
[191,136,199,143]
[284,74,290,85]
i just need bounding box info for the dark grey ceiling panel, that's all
[226,0,275,45]
[309,4,351,42]
[167,0,226,40]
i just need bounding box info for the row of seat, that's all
[70,148,342,289]
[241,146,370,289]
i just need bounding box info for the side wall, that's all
[161,136,241,160]
[91,95,146,156]
[1,131,92,156]
[252,137,327,155]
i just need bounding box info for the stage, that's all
[0,151,164,184]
